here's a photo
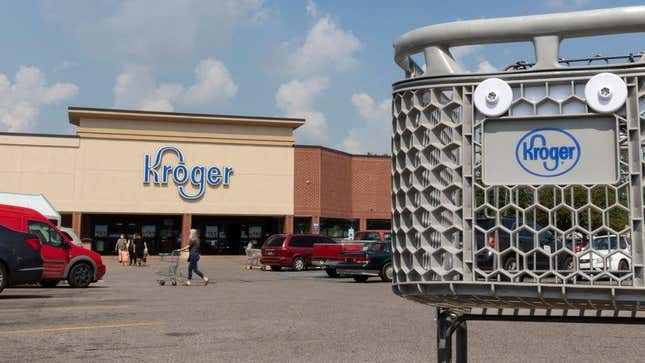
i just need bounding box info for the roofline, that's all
[294,144,391,159]
[68,106,306,129]
[0,131,78,138]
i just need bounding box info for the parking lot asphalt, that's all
[2,256,645,363]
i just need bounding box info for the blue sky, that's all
[1,0,644,154]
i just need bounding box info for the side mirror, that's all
[63,242,73,250]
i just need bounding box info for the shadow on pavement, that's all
[0,294,52,299]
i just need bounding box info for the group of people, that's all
[114,229,209,286]
[115,233,148,267]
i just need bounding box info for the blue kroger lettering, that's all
[514,128,581,178]
[143,146,234,200]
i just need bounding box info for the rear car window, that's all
[289,236,315,248]
[265,236,285,247]
[315,237,336,244]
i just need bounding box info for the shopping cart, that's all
[157,249,185,286]
[244,248,262,269]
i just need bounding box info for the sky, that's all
[1,0,645,154]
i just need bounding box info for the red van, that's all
[0,204,106,288]
[261,234,335,271]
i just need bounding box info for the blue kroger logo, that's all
[514,128,581,178]
[143,146,233,200]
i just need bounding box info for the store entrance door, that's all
[226,224,242,255]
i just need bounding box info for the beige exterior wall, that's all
[0,109,301,216]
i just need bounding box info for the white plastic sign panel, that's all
[482,117,618,185]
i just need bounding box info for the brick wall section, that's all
[320,150,353,218]
[294,146,391,221]
[350,156,392,220]
[294,147,321,216]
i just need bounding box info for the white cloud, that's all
[43,0,268,67]
[306,0,318,17]
[182,59,238,107]
[286,16,361,76]
[275,77,329,144]
[451,45,481,63]
[338,93,391,154]
[113,59,237,112]
[449,45,498,73]
[0,66,78,131]
[477,60,497,73]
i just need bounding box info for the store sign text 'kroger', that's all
[143,146,233,200]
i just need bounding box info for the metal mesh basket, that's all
[391,6,645,313]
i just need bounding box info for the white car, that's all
[579,236,630,271]
[59,227,84,247]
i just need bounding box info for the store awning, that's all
[0,192,61,226]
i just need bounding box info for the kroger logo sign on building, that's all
[143,146,233,200]
[515,128,581,178]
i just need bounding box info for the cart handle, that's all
[394,6,645,78]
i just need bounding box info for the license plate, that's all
[483,117,617,185]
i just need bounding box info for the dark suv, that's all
[475,217,574,272]
[0,225,44,293]
[261,234,335,271]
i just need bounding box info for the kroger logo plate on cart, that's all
[483,117,618,185]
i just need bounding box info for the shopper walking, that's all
[114,234,129,266]
[127,236,136,266]
[133,233,147,267]
[181,229,209,286]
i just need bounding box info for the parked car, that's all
[261,234,335,271]
[475,217,577,272]
[312,230,391,278]
[579,235,630,271]
[336,242,393,282]
[0,225,44,293]
[59,227,83,247]
[0,204,106,288]
[312,239,364,277]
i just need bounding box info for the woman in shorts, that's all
[114,234,128,266]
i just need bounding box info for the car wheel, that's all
[619,259,630,272]
[325,268,339,278]
[353,275,369,283]
[67,263,94,288]
[380,263,393,282]
[292,257,306,272]
[503,256,519,272]
[270,265,281,271]
[0,263,7,293]
[39,279,60,288]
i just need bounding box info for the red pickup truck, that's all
[312,230,391,277]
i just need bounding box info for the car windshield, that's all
[264,236,285,247]
[591,236,627,250]
[355,232,382,241]
[362,243,386,252]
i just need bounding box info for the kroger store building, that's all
[0,107,390,255]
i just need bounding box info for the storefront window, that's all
[366,219,392,230]
[192,216,282,255]
[319,218,359,239]
[294,217,311,234]
[87,214,181,255]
